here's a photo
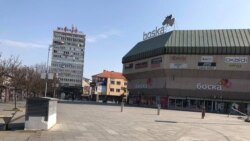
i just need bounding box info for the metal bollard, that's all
[246,111,250,122]
[201,106,205,119]
[121,102,124,112]
[157,104,161,115]
[96,94,99,102]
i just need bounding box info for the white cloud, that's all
[86,29,122,43]
[0,39,48,49]
[98,34,108,39]
[86,37,97,43]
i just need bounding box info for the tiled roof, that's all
[93,70,126,80]
[122,29,250,63]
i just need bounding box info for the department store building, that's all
[122,29,250,113]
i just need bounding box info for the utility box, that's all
[25,97,58,130]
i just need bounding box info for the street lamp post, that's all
[14,88,16,109]
[53,73,59,98]
[9,87,17,110]
[44,46,52,97]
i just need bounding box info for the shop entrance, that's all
[169,97,214,112]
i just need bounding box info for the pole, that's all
[201,102,205,119]
[45,77,48,97]
[53,74,56,98]
[44,46,51,97]
[246,110,250,122]
[53,86,56,98]
[157,104,161,115]
[121,101,124,112]
[96,93,99,102]
[14,89,16,109]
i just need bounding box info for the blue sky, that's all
[1,0,250,78]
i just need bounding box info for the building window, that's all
[124,82,127,86]
[116,81,121,85]
[116,89,120,92]
[110,88,114,92]
[111,81,115,85]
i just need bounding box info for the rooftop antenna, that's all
[72,24,74,33]
[75,27,78,33]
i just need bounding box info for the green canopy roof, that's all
[122,29,250,63]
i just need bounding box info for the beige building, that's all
[122,29,250,113]
[92,70,128,96]
[82,77,91,96]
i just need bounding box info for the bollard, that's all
[96,94,99,102]
[247,115,250,122]
[201,106,205,119]
[246,110,250,122]
[157,104,161,115]
[121,102,124,112]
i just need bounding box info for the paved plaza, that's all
[1,102,250,141]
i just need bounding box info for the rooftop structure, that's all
[123,29,250,63]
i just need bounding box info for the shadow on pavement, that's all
[0,122,24,131]
[58,100,122,107]
[155,120,178,123]
[155,120,244,125]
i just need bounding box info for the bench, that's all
[0,112,17,130]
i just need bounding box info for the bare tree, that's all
[0,54,22,96]
[0,54,22,79]
[32,63,47,73]
[29,66,45,97]
[0,53,59,99]
[16,65,46,98]
[28,63,59,97]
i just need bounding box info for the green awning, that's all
[122,29,250,63]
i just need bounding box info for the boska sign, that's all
[143,26,165,40]
[196,83,222,91]
[224,57,248,64]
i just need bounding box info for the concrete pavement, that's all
[0,101,26,130]
[1,102,250,141]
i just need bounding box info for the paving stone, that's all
[1,102,250,141]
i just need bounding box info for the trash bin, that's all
[25,97,58,130]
